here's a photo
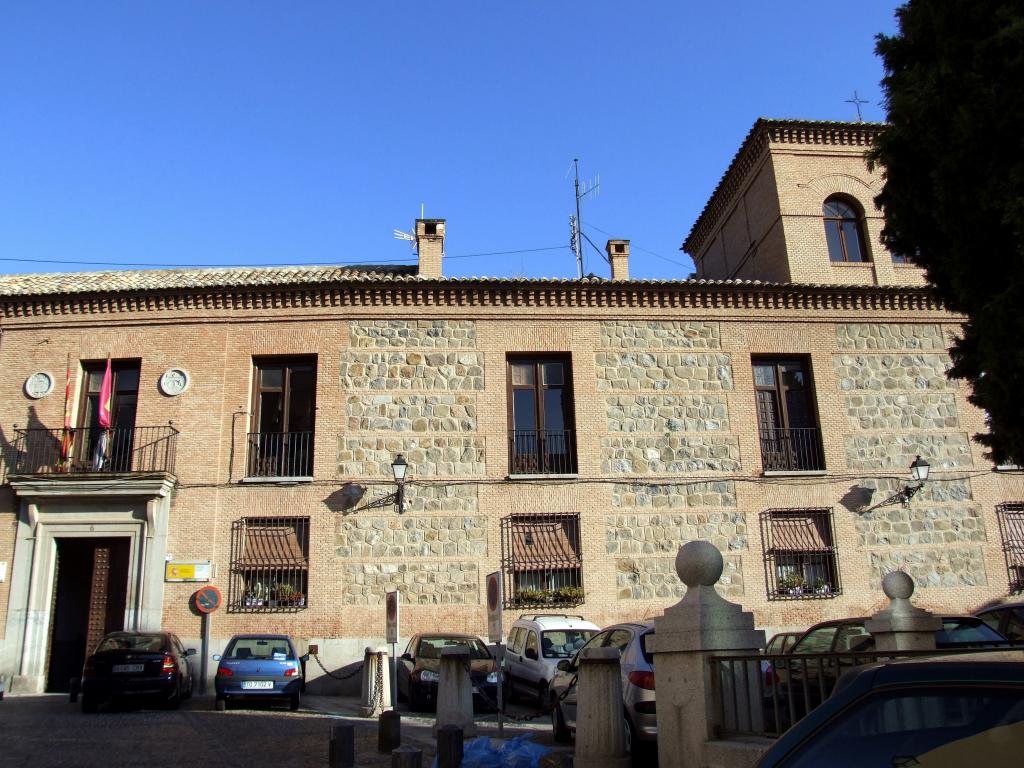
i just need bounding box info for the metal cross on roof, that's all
[845,90,869,122]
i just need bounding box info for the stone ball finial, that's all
[676,540,723,587]
[882,570,915,601]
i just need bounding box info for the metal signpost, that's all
[486,571,504,736]
[194,585,222,695]
[386,590,399,709]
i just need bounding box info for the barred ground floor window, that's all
[997,503,1024,593]
[228,516,310,613]
[760,508,840,600]
[500,512,583,608]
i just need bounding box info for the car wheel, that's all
[215,697,226,712]
[164,682,182,710]
[503,674,517,704]
[551,696,571,743]
[81,694,99,714]
[183,676,193,701]
[289,692,301,712]
[536,681,549,706]
[408,686,424,713]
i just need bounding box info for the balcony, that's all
[246,431,313,479]
[508,429,577,475]
[12,426,179,476]
[759,427,825,473]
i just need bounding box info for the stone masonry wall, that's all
[600,320,721,349]
[845,393,958,431]
[845,432,973,470]
[616,555,744,600]
[834,352,956,392]
[595,352,733,391]
[611,481,737,510]
[601,435,740,473]
[335,516,487,559]
[868,548,987,589]
[345,394,477,432]
[338,437,485,477]
[341,562,479,605]
[836,323,948,351]
[339,351,484,391]
[606,394,729,433]
[606,511,747,555]
[349,319,477,348]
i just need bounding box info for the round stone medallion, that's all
[24,371,54,399]
[159,368,190,396]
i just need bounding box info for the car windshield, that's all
[96,634,166,653]
[226,637,294,660]
[416,636,490,660]
[541,630,595,658]
[937,618,1006,645]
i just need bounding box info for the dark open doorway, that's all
[46,537,130,692]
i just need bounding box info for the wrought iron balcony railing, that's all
[246,431,314,478]
[758,427,825,472]
[12,426,179,475]
[508,429,577,475]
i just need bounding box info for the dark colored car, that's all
[80,631,195,713]
[765,632,801,655]
[214,634,305,711]
[766,615,1010,727]
[397,633,498,712]
[975,600,1024,642]
[754,651,1024,767]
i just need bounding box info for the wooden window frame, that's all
[506,354,577,475]
[823,196,871,263]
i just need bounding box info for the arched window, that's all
[822,197,869,263]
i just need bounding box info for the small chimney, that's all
[415,219,445,278]
[606,239,630,280]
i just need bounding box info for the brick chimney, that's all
[606,239,630,280]
[415,219,445,278]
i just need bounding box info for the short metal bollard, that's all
[436,724,464,768]
[329,722,355,768]
[391,746,423,768]
[379,709,401,753]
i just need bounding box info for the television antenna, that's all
[392,202,426,253]
[568,159,600,279]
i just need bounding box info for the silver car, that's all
[505,614,598,703]
[549,621,656,754]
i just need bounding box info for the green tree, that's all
[870,0,1024,464]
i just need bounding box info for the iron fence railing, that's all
[246,431,313,478]
[508,429,577,475]
[12,426,179,475]
[711,645,1022,739]
[759,427,825,472]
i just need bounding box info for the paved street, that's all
[1,693,563,767]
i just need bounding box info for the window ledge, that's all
[829,261,873,267]
[240,476,313,485]
[762,470,827,477]
[507,473,580,481]
[995,465,1023,472]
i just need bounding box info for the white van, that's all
[504,614,599,703]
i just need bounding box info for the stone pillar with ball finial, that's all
[649,540,766,768]
[864,571,940,652]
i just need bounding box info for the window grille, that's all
[500,512,583,608]
[997,503,1024,593]
[228,516,310,613]
[760,508,840,600]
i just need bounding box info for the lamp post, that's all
[860,455,931,513]
[391,454,408,513]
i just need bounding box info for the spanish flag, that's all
[98,356,113,429]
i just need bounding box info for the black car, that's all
[80,631,196,712]
[975,600,1024,642]
[397,633,498,712]
[754,651,1024,767]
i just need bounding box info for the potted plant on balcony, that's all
[289,590,305,607]
[244,581,267,608]
[814,577,831,595]
[779,573,806,596]
[274,583,296,607]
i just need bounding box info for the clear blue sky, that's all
[0,2,900,281]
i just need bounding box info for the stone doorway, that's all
[45,537,130,692]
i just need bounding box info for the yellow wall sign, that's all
[165,561,212,582]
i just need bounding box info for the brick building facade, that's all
[1,119,1022,693]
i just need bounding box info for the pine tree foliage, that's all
[870,0,1024,465]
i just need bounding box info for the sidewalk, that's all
[302,694,568,766]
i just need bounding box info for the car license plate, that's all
[242,681,274,690]
[112,664,144,673]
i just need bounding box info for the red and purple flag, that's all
[98,356,113,429]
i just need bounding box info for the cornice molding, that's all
[0,279,945,319]
[8,473,177,499]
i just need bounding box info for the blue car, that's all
[214,634,304,711]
